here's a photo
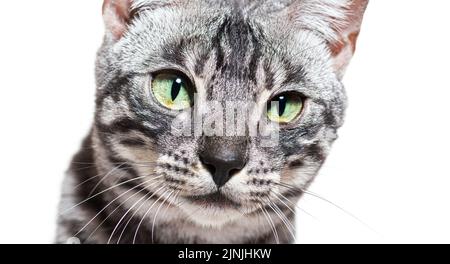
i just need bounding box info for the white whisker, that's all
[74,178,159,237]
[112,184,165,244]
[259,205,280,244]
[87,163,127,197]
[133,189,173,244]
[85,177,163,241]
[61,175,149,214]
[268,201,296,241]
[151,190,179,243]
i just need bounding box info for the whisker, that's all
[73,161,159,190]
[74,167,126,189]
[156,189,181,225]
[270,191,297,216]
[151,190,179,243]
[73,173,100,189]
[275,182,377,234]
[84,178,162,241]
[72,160,158,167]
[87,163,127,197]
[133,189,173,244]
[73,178,159,237]
[259,205,280,244]
[272,190,318,220]
[300,188,378,234]
[112,184,165,244]
[61,175,149,214]
[268,201,296,241]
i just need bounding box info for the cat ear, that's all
[327,0,369,78]
[288,0,368,79]
[102,0,133,40]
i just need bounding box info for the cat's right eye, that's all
[151,72,193,110]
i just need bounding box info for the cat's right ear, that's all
[102,0,133,40]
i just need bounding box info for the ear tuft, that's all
[102,0,133,40]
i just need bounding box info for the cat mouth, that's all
[185,191,241,209]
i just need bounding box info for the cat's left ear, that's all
[327,0,369,78]
[102,0,133,40]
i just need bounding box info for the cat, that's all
[56,0,368,244]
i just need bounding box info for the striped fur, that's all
[56,0,367,244]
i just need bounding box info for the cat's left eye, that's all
[151,72,193,110]
[267,92,304,123]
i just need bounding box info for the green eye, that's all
[151,72,192,110]
[267,93,304,123]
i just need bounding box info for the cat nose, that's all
[199,153,246,187]
[199,137,248,188]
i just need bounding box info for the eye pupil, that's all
[277,95,287,116]
[171,78,183,101]
[266,92,303,124]
[152,72,193,110]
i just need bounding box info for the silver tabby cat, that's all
[57,0,368,244]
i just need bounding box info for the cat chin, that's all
[180,202,244,228]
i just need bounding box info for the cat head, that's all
[94,0,368,227]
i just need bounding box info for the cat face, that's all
[95,0,367,227]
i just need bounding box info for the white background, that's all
[0,0,449,244]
